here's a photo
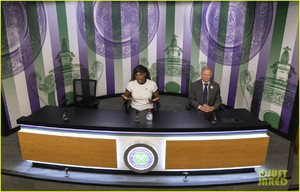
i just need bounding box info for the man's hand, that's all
[199,105,214,112]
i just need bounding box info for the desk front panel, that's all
[18,125,269,172]
[165,137,269,169]
[18,132,117,168]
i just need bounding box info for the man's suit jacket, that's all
[188,79,222,110]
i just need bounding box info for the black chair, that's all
[73,79,99,109]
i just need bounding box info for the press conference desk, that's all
[17,106,270,174]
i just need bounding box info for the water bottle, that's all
[146,109,153,123]
[212,114,217,124]
[63,111,68,121]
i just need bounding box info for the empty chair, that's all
[73,79,99,109]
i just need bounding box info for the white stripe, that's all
[14,72,31,116]
[242,54,259,110]
[122,58,132,92]
[220,65,231,106]
[65,1,80,74]
[44,3,59,106]
[146,3,160,77]
[65,2,80,65]
[41,6,54,74]
[96,55,107,96]
[64,2,81,96]
[174,2,185,61]
[114,59,124,94]
[147,33,157,77]
[2,78,21,128]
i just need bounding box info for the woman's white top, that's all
[126,79,158,111]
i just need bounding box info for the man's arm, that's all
[212,83,222,110]
[188,82,201,110]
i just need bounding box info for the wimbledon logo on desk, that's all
[124,144,158,173]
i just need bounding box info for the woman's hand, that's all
[149,97,160,103]
[121,94,132,101]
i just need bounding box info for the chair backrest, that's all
[73,79,97,107]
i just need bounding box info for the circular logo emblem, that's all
[124,144,158,173]
[77,2,159,59]
[191,2,273,66]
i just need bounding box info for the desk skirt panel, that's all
[17,125,269,172]
[166,137,269,169]
[18,132,117,168]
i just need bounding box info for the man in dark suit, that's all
[187,66,222,112]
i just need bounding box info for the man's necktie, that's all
[203,84,208,105]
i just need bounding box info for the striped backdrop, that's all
[1,2,298,138]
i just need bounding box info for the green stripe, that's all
[26,2,47,104]
[214,2,229,84]
[112,2,123,92]
[262,2,289,129]
[56,1,74,92]
[190,2,202,86]
[139,2,148,60]
[165,1,176,57]
[56,2,69,44]
[84,2,96,79]
[56,2,70,65]
[266,2,289,78]
[236,2,256,107]
[83,2,97,80]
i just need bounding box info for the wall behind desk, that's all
[1,2,298,139]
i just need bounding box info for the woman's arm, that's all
[151,90,160,102]
[121,89,132,100]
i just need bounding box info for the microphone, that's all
[135,109,140,124]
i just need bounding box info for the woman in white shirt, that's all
[122,65,160,111]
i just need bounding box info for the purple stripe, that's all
[251,12,274,115]
[280,31,299,134]
[77,5,89,79]
[24,58,40,112]
[47,3,65,105]
[105,57,115,95]
[156,3,166,92]
[20,9,40,112]
[206,2,220,72]
[131,50,139,70]
[1,87,12,129]
[104,2,115,94]
[181,4,192,94]
[227,4,247,107]
[131,2,139,70]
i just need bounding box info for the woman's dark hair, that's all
[131,65,151,81]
